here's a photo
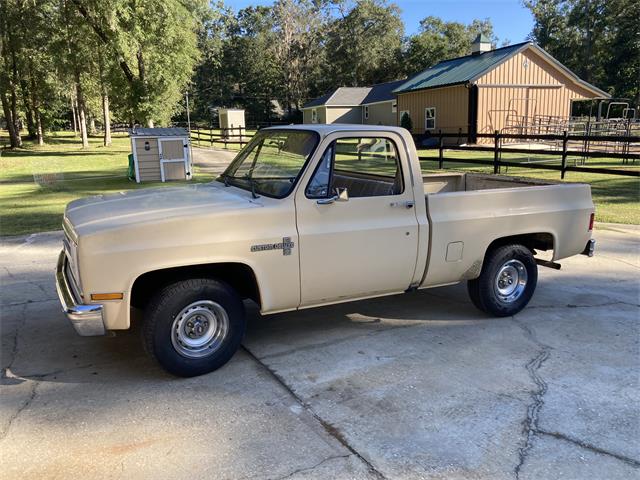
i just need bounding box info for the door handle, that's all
[390,200,414,209]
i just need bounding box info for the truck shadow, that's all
[2,283,487,386]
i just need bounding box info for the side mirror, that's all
[336,187,349,202]
[316,187,349,205]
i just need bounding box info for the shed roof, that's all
[303,87,371,108]
[394,42,528,94]
[362,80,406,104]
[129,127,188,137]
[303,80,405,109]
[394,42,609,97]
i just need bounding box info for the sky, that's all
[223,0,535,44]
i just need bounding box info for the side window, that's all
[306,145,333,198]
[311,109,318,123]
[425,107,436,130]
[306,137,403,199]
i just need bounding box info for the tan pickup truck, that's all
[56,125,595,376]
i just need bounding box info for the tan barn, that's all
[302,80,404,126]
[394,35,609,143]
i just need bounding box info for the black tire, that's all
[142,278,246,377]
[467,244,537,317]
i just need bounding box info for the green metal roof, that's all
[394,42,529,94]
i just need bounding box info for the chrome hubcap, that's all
[495,259,528,303]
[171,300,229,358]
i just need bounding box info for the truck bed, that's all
[420,173,594,288]
[423,172,558,195]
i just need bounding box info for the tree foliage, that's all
[404,17,497,75]
[2,0,636,147]
[525,0,640,103]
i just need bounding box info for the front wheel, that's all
[467,244,538,317]
[142,278,246,377]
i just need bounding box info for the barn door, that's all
[158,138,191,181]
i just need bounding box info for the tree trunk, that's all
[71,97,78,135]
[102,92,111,146]
[20,79,36,139]
[89,115,96,135]
[75,70,89,148]
[8,81,22,147]
[34,107,44,146]
[97,51,111,146]
[1,91,21,148]
[30,71,44,145]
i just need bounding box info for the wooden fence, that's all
[424,130,639,178]
[190,125,254,149]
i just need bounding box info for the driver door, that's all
[295,133,420,307]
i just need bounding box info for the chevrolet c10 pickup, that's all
[56,124,596,376]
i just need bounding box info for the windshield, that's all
[218,130,319,198]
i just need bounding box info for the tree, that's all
[326,0,404,87]
[404,17,498,74]
[272,0,326,114]
[400,111,412,131]
[525,0,639,104]
[70,0,204,126]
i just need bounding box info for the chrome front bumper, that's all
[55,251,106,336]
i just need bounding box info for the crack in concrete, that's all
[258,323,419,361]
[3,265,51,297]
[512,318,551,480]
[536,429,640,468]
[2,298,59,307]
[269,454,352,480]
[241,346,387,480]
[2,303,27,380]
[526,301,640,310]
[0,380,38,442]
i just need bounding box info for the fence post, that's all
[438,130,444,169]
[560,130,568,179]
[493,130,500,174]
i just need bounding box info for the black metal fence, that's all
[423,130,639,178]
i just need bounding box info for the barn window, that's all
[364,105,369,120]
[391,101,397,113]
[425,107,436,130]
[311,109,318,124]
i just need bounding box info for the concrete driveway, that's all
[1,226,638,480]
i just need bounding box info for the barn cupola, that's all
[471,34,492,55]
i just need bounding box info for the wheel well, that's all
[486,232,554,256]
[130,263,260,310]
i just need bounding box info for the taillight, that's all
[588,213,594,231]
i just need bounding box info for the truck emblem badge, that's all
[251,237,295,256]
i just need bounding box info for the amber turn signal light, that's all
[90,293,123,301]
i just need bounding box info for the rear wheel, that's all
[467,244,537,317]
[142,278,246,377]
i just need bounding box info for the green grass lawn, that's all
[0,131,638,236]
[0,132,213,236]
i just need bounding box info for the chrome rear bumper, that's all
[55,251,106,336]
[581,239,596,257]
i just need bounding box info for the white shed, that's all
[129,127,192,183]
[218,109,245,138]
